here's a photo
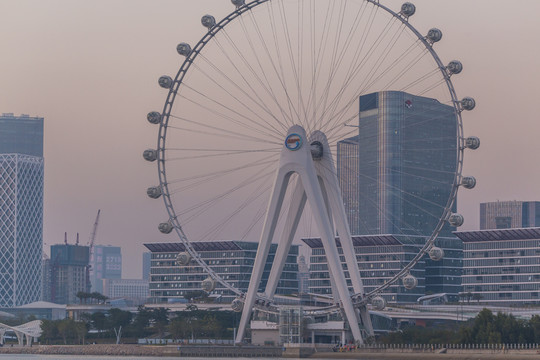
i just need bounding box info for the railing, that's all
[351,343,540,351]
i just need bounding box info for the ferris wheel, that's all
[144,0,478,344]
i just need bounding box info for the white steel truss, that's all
[235,126,373,344]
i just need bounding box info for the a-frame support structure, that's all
[235,125,373,344]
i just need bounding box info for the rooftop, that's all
[454,227,540,242]
[302,235,403,248]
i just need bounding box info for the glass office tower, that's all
[0,113,44,307]
[337,91,457,237]
[335,92,461,301]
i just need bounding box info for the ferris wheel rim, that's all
[153,0,467,308]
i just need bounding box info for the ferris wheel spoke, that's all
[321,19,407,134]
[178,168,275,222]
[317,15,398,133]
[276,0,305,125]
[245,9,296,127]
[197,181,273,242]
[166,148,279,162]
[166,157,277,185]
[417,79,448,97]
[215,30,293,132]
[319,160,443,240]
[192,55,288,134]
[234,18,294,129]
[178,87,283,140]
[266,1,302,124]
[399,68,440,93]
[380,48,430,92]
[168,116,280,145]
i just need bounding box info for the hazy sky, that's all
[1,0,539,278]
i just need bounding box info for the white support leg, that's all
[235,125,365,344]
[264,180,306,299]
[312,131,374,335]
[235,165,293,343]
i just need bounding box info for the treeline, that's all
[380,309,540,345]
[39,306,237,344]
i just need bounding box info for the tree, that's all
[132,306,152,337]
[472,293,483,304]
[40,320,59,345]
[74,321,88,345]
[90,311,108,336]
[150,308,169,339]
[57,318,77,344]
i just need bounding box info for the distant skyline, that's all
[1,0,539,278]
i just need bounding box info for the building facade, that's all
[303,235,462,303]
[50,244,90,304]
[0,114,44,307]
[144,241,299,303]
[142,252,151,281]
[102,278,149,305]
[0,113,43,157]
[456,227,540,305]
[297,255,310,294]
[480,201,540,230]
[337,91,457,237]
[90,245,122,294]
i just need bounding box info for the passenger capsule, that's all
[176,43,192,57]
[231,0,245,7]
[401,2,416,17]
[310,141,323,160]
[461,176,477,189]
[465,136,480,150]
[449,213,464,227]
[461,97,476,111]
[372,296,387,311]
[201,277,216,292]
[447,60,463,75]
[201,15,216,29]
[402,274,418,290]
[176,252,191,266]
[158,76,173,89]
[158,222,174,234]
[231,298,244,312]
[429,247,445,261]
[147,186,162,199]
[427,28,443,43]
[143,149,158,162]
[147,111,161,125]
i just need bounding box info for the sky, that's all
[1,0,539,278]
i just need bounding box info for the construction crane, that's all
[88,209,101,251]
[87,210,101,292]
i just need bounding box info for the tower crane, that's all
[87,210,101,292]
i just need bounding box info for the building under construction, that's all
[47,238,90,304]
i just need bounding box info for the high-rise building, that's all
[144,241,299,303]
[337,91,457,237]
[90,245,122,294]
[0,113,43,157]
[50,244,90,304]
[0,113,44,307]
[480,201,540,230]
[142,252,151,281]
[334,92,461,301]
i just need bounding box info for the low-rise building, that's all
[303,234,462,304]
[455,227,540,305]
[144,241,299,303]
[102,278,149,305]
